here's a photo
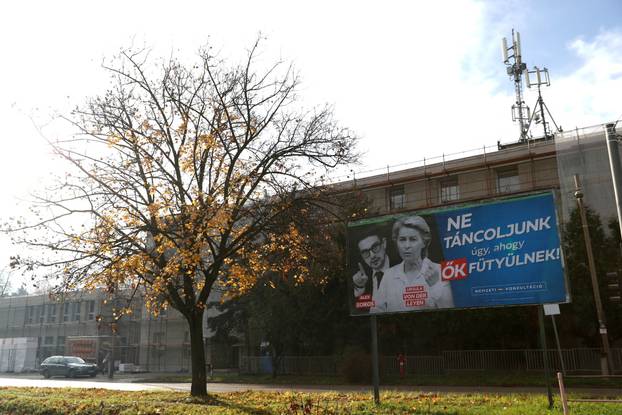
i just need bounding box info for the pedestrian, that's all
[101,351,110,374]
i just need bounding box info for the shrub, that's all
[340,352,372,384]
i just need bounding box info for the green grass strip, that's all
[0,387,620,414]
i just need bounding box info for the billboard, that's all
[347,192,568,316]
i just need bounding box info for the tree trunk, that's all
[188,311,207,397]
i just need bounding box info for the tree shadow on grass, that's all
[182,395,274,415]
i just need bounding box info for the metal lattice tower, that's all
[502,30,530,142]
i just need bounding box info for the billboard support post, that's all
[573,174,613,375]
[538,305,554,408]
[550,315,566,375]
[370,315,380,405]
[544,304,566,376]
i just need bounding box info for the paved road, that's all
[0,376,166,391]
[0,374,620,396]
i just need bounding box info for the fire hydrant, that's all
[397,353,407,378]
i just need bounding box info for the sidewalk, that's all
[1,371,620,396]
[0,370,174,383]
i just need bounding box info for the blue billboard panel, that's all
[347,192,568,316]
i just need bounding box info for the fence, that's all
[0,343,192,373]
[240,348,622,376]
[3,346,620,375]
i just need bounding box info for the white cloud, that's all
[546,30,622,130]
[0,0,516,192]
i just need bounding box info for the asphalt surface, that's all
[0,373,620,396]
[0,376,164,391]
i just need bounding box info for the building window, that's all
[497,167,520,194]
[37,305,45,324]
[440,177,460,203]
[26,305,35,325]
[131,303,142,320]
[87,300,95,320]
[63,303,70,322]
[72,302,81,321]
[47,304,56,323]
[389,185,405,210]
[44,336,54,345]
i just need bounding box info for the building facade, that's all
[337,137,559,219]
[338,123,619,228]
[0,288,233,373]
[1,123,619,373]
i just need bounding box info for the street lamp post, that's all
[604,123,622,240]
[573,174,613,375]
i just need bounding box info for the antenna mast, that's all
[524,66,562,138]
[502,30,529,142]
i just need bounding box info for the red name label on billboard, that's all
[403,292,428,301]
[441,258,469,281]
[404,300,426,307]
[355,294,374,309]
[403,286,427,307]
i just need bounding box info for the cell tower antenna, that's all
[502,29,529,142]
[524,66,562,138]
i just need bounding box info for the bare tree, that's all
[6,40,358,396]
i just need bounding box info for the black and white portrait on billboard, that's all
[371,215,454,313]
[348,215,453,315]
[349,225,391,314]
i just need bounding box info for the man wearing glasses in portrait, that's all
[351,227,390,314]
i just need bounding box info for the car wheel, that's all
[42,370,50,379]
[90,373,96,378]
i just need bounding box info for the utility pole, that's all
[108,319,116,379]
[573,174,613,375]
[101,286,120,380]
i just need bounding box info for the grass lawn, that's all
[144,371,622,389]
[0,387,620,415]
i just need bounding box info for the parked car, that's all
[40,356,98,379]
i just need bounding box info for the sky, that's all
[0,0,621,288]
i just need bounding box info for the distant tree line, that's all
[210,204,621,375]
